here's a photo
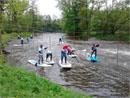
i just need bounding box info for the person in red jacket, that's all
[63,44,73,55]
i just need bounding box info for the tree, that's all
[58,0,81,36]
[0,0,7,54]
[58,0,130,40]
[5,0,29,32]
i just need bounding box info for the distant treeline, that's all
[0,0,130,41]
[0,0,61,33]
[58,0,130,40]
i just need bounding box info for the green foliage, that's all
[1,0,61,33]
[1,32,32,45]
[0,33,15,64]
[0,54,6,64]
[0,64,92,98]
[5,0,29,32]
[89,31,97,36]
[58,0,81,35]
[1,33,16,46]
[79,32,89,40]
[90,32,130,42]
[58,0,130,41]
[19,32,32,38]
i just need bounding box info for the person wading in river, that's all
[61,48,67,64]
[46,48,52,62]
[30,35,33,39]
[21,37,24,46]
[38,45,44,64]
[59,38,62,44]
[91,44,99,58]
[27,37,29,44]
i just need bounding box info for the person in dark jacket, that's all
[21,37,24,46]
[91,44,97,58]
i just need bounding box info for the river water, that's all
[5,33,130,98]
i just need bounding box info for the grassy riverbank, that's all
[0,64,91,98]
[90,32,130,42]
[0,33,92,98]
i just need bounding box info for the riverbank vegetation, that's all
[0,0,61,33]
[0,0,130,42]
[0,0,61,54]
[58,0,130,41]
[0,64,92,98]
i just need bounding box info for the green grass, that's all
[0,33,92,98]
[0,55,6,64]
[1,33,16,45]
[0,64,92,98]
[0,33,17,64]
[89,32,130,42]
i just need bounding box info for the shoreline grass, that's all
[89,32,130,42]
[0,64,91,98]
[0,33,92,98]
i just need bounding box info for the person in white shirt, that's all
[38,45,44,64]
[46,49,52,61]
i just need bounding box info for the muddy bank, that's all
[5,33,130,98]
